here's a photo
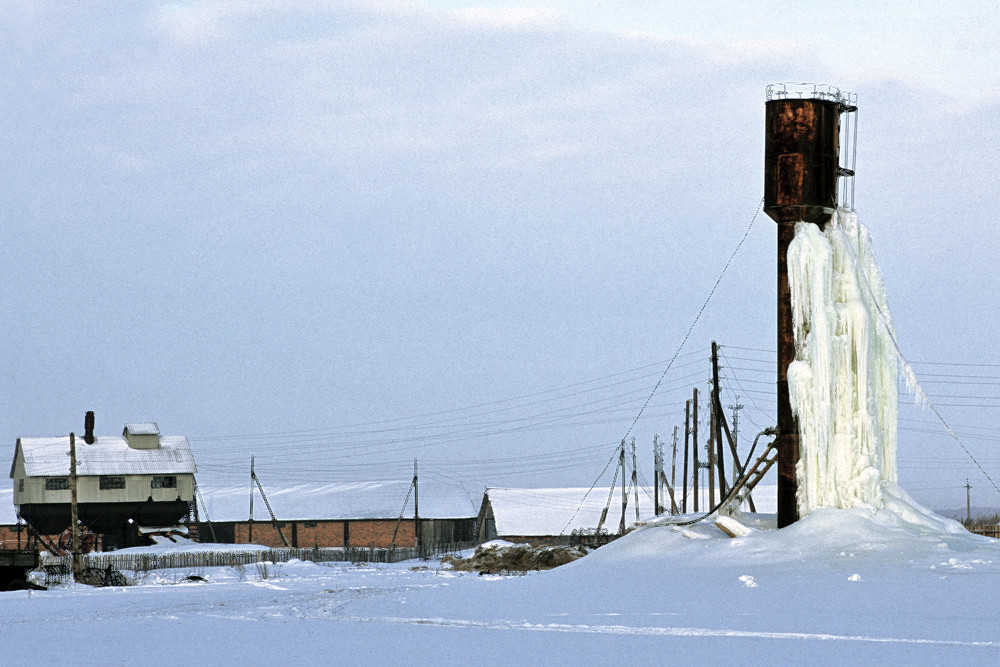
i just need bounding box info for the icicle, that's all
[786,210,899,516]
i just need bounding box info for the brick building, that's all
[195,480,479,549]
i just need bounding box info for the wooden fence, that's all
[968,524,1000,539]
[39,541,477,579]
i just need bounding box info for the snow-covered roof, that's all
[124,423,160,436]
[484,487,659,536]
[12,435,197,478]
[198,480,480,522]
[484,485,779,536]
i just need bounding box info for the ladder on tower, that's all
[726,441,779,512]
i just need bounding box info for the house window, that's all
[100,476,126,490]
[18,479,24,493]
[151,475,177,489]
[45,477,70,491]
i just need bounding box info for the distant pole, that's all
[692,388,699,513]
[631,437,639,524]
[619,442,627,534]
[248,456,255,544]
[653,435,661,516]
[69,432,82,577]
[730,398,743,473]
[966,479,972,523]
[682,400,690,513]
[671,425,678,507]
[712,342,727,498]
[414,459,421,556]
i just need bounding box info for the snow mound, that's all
[573,484,997,574]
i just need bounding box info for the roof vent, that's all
[123,423,161,450]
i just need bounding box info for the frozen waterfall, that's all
[786,210,899,516]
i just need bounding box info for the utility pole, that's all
[730,399,743,452]
[682,400,691,513]
[708,381,716,510]
[730,398,743,479]
[631,438,639,524]
[653,435,661,516]
[69,432,82,577]
[712,342,727,500]
[250,464,290,547]
[658,427,680,515]
[966,479,972,523]
[617,441,627,533]
[692,388,699,513]
[414,459,421,557]
[670,425,678,510]
[248,456,255,544]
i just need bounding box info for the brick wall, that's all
[0,517,465,551]
[347,520,415,548]
[203,519,419,549]
[0,525,31,549]
[0,524,91,552]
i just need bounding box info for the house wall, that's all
[124,433,159,449]
[476,500,497,542]
[14,473,195,506]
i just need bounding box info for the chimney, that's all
[84,411,95,444]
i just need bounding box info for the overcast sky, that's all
[3,1,999,512]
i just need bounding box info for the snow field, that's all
[2,486,999,665]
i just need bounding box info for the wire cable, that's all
[618,196,765,446]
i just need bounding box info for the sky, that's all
[2,1,999,513]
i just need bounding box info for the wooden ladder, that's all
[739,442,778,497]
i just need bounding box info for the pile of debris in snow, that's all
[442,541,588,575]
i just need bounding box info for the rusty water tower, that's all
[764,83,857,528]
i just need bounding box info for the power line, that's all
[618,196,764,445]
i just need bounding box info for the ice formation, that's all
[786,210,898,516]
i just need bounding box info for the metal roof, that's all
[12,435,197,478]
[198,480,480,521]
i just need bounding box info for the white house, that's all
[10,413,197,547]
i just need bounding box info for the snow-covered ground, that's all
[2,484,998,665]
